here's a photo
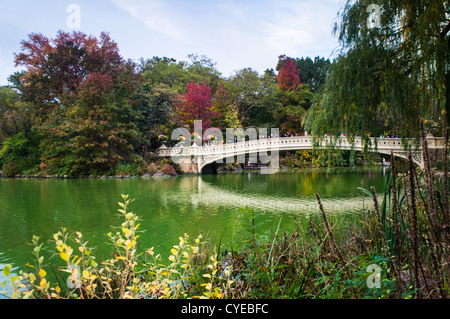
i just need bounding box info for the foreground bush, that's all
[1,195,233,299]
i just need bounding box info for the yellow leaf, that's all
[115,256,127,260]
[28,273,36,283]
[39,269,46,278]
[204,283,212,291]
[39,278,47,289]
[60,252,69,262]
[126,239,135,250]
[23,290,34,299]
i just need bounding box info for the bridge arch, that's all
[155,135,446,174]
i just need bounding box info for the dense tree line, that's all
[0,31,329,177]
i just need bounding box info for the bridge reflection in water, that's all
[166,175,381,217]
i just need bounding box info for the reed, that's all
[314,193,346,267]
[444,127,449,225]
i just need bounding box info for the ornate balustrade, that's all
[155,135,446,173]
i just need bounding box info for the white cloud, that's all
[113,0,190,42]
[261,0,340,59]
[112,0,341,76]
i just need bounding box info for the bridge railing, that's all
[155,135,445,157]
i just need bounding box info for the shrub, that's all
[147,162,158,175]
[0,132,41,175]
[2,161,20,177]
[162,164,177,176]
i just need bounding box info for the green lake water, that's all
[0,167,388,286]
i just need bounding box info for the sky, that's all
[0,0,344,86]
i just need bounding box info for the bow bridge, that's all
[155,135,447,174]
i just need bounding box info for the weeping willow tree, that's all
[306,0,450,138]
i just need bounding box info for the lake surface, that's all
[0,167,388,283]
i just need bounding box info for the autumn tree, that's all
[13,31,143,176]
[14,31,122,121]
[276,56,301,91]
[272,56,312,134]
[175,81,220,131]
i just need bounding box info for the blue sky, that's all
[0,0,344,86]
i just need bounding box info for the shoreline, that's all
[0,163,389,180]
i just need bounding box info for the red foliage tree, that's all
[276,57,301,91]
[14,31,123,118]
[175,81,220,131]
[13,31,141,175]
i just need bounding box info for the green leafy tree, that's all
[225,68,269,127]
[211,82,241,129]
[0,131,41,176]
[184,54,222,92]
[134,80,178,158]
[0,86,34,142]
[295,56,331,93]
[309,0,450,137]
[139,56,188,92]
